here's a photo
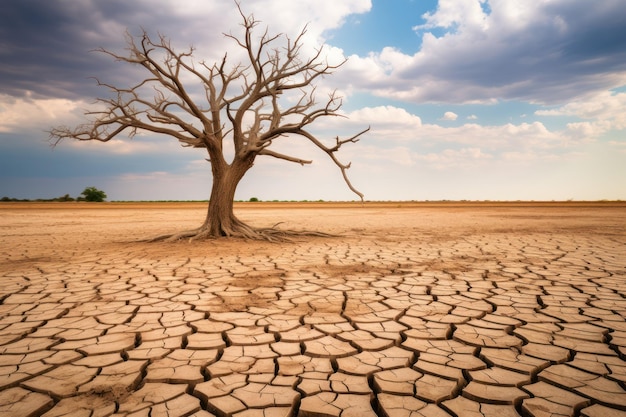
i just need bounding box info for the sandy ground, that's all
[0,202,625,416]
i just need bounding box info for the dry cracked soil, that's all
[0,201,625,417]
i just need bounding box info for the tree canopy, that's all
[81,186,107,202]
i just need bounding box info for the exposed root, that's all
[146,228,203,242]
[145,225,334,243]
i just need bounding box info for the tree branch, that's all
[257,149,313,165]
[49,2,368,202]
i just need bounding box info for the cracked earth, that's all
[0,202,625,417]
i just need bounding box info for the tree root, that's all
[145,225,334,243]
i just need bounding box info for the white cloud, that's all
[415,0,489,32]
[313,106,582,171]
[330,1,626,104]
[314,105,422,143]
[562,122,607,142]
[441,111,458,121]
[0,93,87,133]
[344,105,422,127]
[255,104,555,170]
[131,0,372,61]
[536,90,626,135]
[425,121,565,152]
[1,0,372,102]
[535,90,626,147]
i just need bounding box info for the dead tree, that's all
[50,6,367,240]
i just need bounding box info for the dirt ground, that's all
[0,201,625,416]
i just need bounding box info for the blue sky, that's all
[1,0,625,201]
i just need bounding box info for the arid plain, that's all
[1,201,625,417]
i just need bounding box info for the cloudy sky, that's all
[1,0,625,201]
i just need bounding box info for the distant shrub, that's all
[55,194,75,202]
[81,187,107,202]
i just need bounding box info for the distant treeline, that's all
[0,196,329,203]
[1,187,108,202]
[1,194,85,202]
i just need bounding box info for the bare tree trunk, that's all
[149,151,334,241]
[148,152,259,241]
[202,156,254,238]
[149,149,334,241]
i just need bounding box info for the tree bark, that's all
[202,155,254,238]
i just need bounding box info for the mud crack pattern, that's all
[0,204,625,417]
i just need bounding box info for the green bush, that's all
[81,187,107,202]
